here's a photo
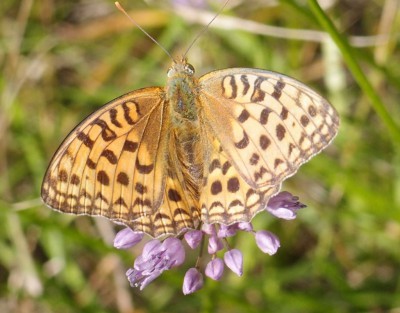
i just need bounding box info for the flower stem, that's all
[195,231,206,268]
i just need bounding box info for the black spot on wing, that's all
[235,131,250,149]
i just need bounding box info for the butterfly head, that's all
[167,58,195,78]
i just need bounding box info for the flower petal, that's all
[114,228,144,249]
[237,222,253,232]
[217,224,239,238]
[163,237,185,267]
[266,191,306,220]
[201,223,216,235]
[208,235,224,254]
[205,258,224,281]
[126,267,162,290]
[139,270,162,290]
[184,230,203,249]
[224,249,243,276]
[268,207,297,219]
[126,268,141,287]
[255,230,280,255]
[142,239,163,259]
[126,238,186,290]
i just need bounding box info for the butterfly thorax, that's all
[167,60,199,122]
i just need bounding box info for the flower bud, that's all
[224,249,243,276]
[183,268,204,295]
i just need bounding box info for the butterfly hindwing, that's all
[127,157,200,237]
[200,128,280,225]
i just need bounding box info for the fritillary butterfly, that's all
[41,9,339,238]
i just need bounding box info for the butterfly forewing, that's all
[41,88,170,225]
[199,68,339,189]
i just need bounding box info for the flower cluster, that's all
[113,191,305,294]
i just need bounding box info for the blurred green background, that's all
[1,0,400,312]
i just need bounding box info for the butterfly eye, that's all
[185,63,195,75]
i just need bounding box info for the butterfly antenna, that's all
[182,0,231,59]
[115,2,174,62]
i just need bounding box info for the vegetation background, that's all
[1,0,400,312]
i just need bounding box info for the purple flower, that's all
[266,191,306,220]
[208,235,224,254]
[114,228,144,249]
[255,230,280,255]
[218,224,239,238]
[184,230,203,249]
[126,238,185,290]
[117,191,306,294]
[224,249,243,277]
[201,223,216,235]
[205,258,224,281]
[237,222,253,232]
[183,268,204,295]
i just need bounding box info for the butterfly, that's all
[41,56,339,238]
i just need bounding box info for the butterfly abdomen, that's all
[170,117,203,200]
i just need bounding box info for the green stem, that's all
[196,231,206,269]
[307,0,400,142]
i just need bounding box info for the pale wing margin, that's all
[41,87,171,227]
[199,68,339,188]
